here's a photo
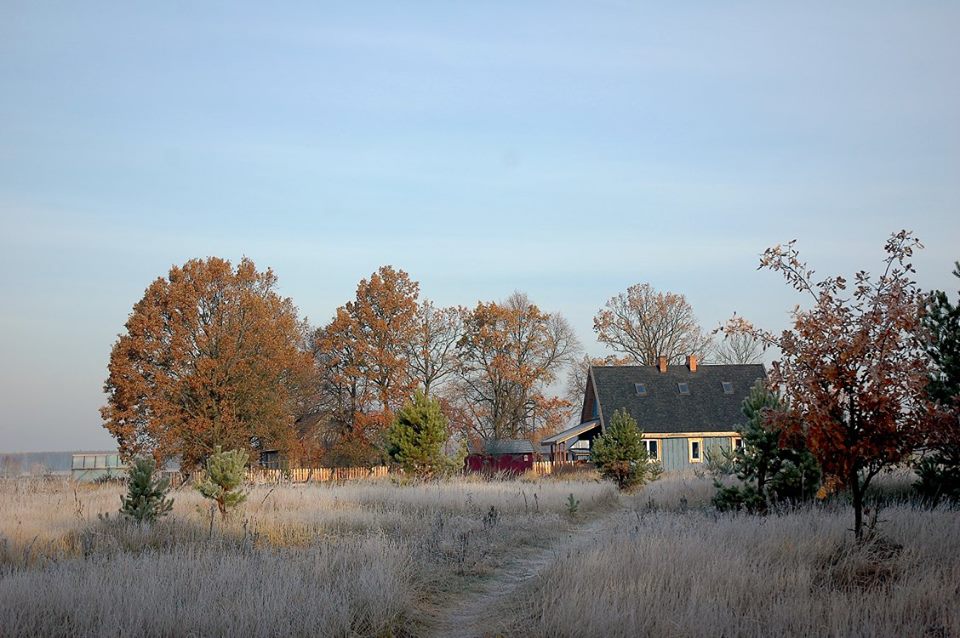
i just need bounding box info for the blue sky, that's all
[1,2,958,452]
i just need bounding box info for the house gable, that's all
[579,368,603,426]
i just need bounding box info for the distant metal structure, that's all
[71,452,127,482]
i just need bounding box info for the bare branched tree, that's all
[563,354,632,414]
[713,332,764,364]
[406,301,465,396]
[593,283,713,365]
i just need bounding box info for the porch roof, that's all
[541,420,601,445]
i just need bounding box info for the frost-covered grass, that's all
[3,474,954,637]
[503,476,960,638]
[0,477,617,637]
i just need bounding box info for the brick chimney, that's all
[686,355,698,372]
[657,355,668,373]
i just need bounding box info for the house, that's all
[466,439,536,475]
[544,355,765,471]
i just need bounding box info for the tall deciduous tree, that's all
[101,258,314,471]
[308,307,375,464]
[594,283,713,365]
[407,301,465,396]
[457,292,580,441]
[308,266,421,465]
[721,231,930,539]
[714,333,764,365]
[350,266,420,415]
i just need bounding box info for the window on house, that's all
[688,438,703,463]
[733,437,743,451]
[634,383,647,396]
[677,382,690,395]
[642,439,660,461]
[722,381,734,395]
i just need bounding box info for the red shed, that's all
[465,439,536,475]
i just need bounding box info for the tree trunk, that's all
[851,468,863,541]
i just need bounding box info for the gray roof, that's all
[468,439,535,455]
[542,420,600,444]
[589,364,765,434]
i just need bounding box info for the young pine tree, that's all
[591,408,661,490]
[386,390,455,479]
[713,381,820,513]
[120,457,174,523]
[916,262,960,505]
[196,446,248,518]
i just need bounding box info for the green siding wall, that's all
[657,436,732,471]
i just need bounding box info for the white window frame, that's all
[688,438,703,463]
[642,439,660,462]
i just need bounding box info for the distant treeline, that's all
[0,452,78,475]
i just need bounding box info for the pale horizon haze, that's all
[1,2,958,452]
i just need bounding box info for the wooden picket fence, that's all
[532,461,554,476]
[171,465,390,487]
[170,460,569,486]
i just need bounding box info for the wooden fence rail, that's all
[170,460,570,486]
[169,465,390,487]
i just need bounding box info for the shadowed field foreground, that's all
[0,476,957,637]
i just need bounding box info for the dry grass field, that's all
[0,473,957,637]
[0,476,617,637]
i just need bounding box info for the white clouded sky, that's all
[1,2,958,451]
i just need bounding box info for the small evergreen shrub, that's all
[591,409,662,490]
[120,457,174,523]
[712,484,765,514]
[914,455,960,506]
[196,446,248,518]
[386,390,460,478]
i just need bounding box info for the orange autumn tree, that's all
[309,266,421,464]
[101,257,314,471]
[721,231,930,539]
[309,306,375,465]
[456,292,580,441]
[351,266,420,427]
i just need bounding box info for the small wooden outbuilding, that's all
[465,439,536,475]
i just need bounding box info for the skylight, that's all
[634,383,647,396]
[722,381,734,395]
[677,382,690,395]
